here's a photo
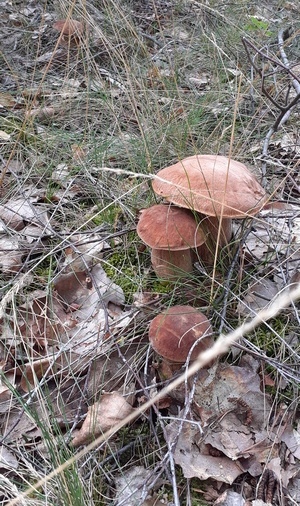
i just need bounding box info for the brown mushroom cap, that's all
[137,204,206,250]
[52,19,84,37]
[149,305,213,363]
[152,155,267,218]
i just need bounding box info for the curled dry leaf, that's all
[0,197,51,232]
[0,374,15,414]
[72,392,135,447]
[165,419,243,484]
[19,224,51,243]
[242,203,300,276]
[26,106,57,120]
[16,289,71,347]
[54,264,125,319]
[20,358,55,392]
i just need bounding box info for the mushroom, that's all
[137,204,207,278]
[152,154,267,258]
[52,19,84,46]
[149,305,213,372]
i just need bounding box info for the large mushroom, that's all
[137,204,207,278]
[149,305,213,372]
[152,155,267,258]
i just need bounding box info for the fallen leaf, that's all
[20,358,55,392]
[0,446,19,470]
[164,359,297,486]
[213,490,245,505]
[237,277,279,316]
[114,466,160,506]
[0,197,51,232]
[54,264,125,319]
[165,419,243,484]
[72,392,135,447]
[59,234,110,272]
[0,130,11,140]
[0,236,26,273]
[0,92,17,109]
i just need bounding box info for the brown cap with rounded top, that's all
[53,19,84,36]
[152,155,267,218]
[149,305,213,363]
[137,204,206,250]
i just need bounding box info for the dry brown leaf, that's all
[0,446,19,470]
[164,359,298,485]
[86,346,145,401]
[0,130,11,141]
[114,466,161,506]
[242,204,300,268]
[17,289,71,347]
[32,378,87,429]
[237,277,279,316]
[54,264,124,318]
[0,236,26,273]
[213,490,245,506]
[71,144,87,161]
[281,424,300,461]
[72,392,135,447]
[0,197,50,231]
[165,419,243,484]
[0,375,15,414]
[19,224,51,243]
[0,407,41,443]
[0,92,18,109]
[58,234,110,272]
[20,358,55,392]
[26,106,57,120]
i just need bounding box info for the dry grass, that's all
[0,0,300,505]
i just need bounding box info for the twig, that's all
[242,35,300,184]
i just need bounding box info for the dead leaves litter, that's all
[72,392,135,447]
[165,357,299,491]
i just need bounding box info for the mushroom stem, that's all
[195,215,232,264]
[151,248,194,278]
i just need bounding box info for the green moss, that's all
[243,16,272,36]
[104,248,141,299]
[92,205,122,228]
[253,317,289,356]
[151,280,173,293]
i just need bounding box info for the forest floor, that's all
[0,1,300,505]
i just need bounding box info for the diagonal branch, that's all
[243,34,300,183]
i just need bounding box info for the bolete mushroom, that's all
[152,155,267,258]
[137,204,206,278]
[149,305,213,369]
[52,19,84,46]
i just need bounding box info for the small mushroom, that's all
[137,204,206,278]
[149,305,213,371]
[52,19,84,47]
[152,155,267,258]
